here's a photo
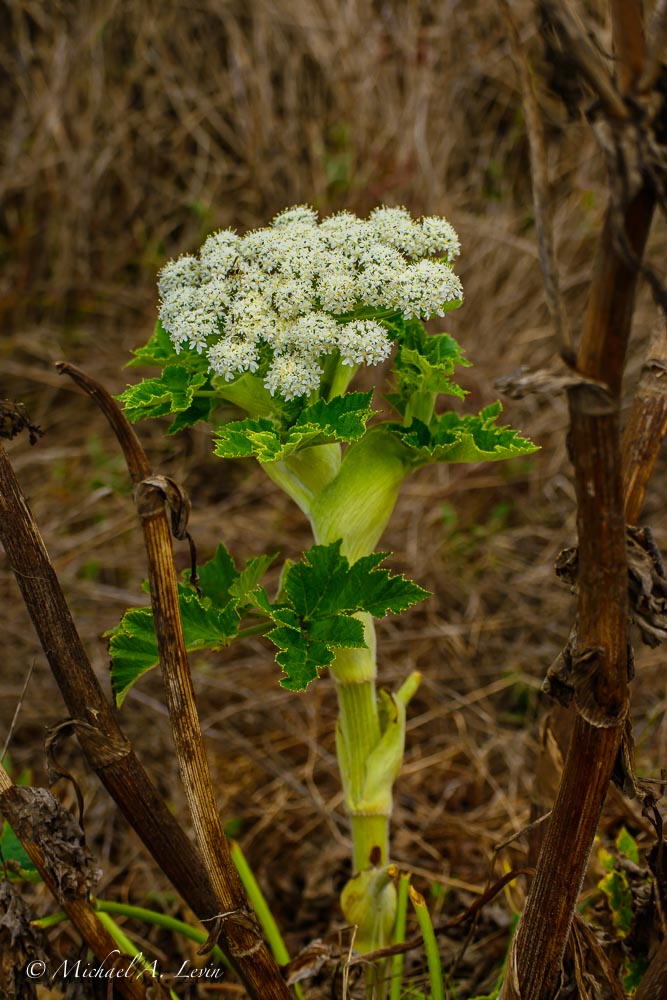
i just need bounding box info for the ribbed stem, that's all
[336,674,381,804]
[330,618,389,871]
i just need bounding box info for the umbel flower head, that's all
[158,205,463,401]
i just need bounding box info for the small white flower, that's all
[318,262,359,313]
[208,338,260,380]
[394,260,463,319]
[337,320,393,366]
[368,206,419,256]
[197,277,232,318]
[414,216,460,260]
[264,353,322,400]
[356,245,404,306]
[232,262,267,295]
[160,286,219,353]
[199,229,240,278]
[286,313,339,357]
[158,256,201,299]
[226,291,276,342]
[273,278,315,320]
[272,205,319,228]
[319,212,369,261]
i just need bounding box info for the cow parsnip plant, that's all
[111,205,536,955]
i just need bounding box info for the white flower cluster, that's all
[158,205,462,400]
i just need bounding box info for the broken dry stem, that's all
[502,8,656,992]
[58,365,293,1000]
[0,442,220,922]
[0,764,152,1000]
[504,158,655,1000]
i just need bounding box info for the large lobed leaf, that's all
[108,544,249,705]
[268,541,429,689]
[392,401,538,465]
[213,392,375,461]
[118,364,213,432]
[108,540,428,702]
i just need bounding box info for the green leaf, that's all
[298,394,375,440]
[598,868,634,938]
[308,615,365,647]
[126,321,182,368]
[107,608,160,706]
[110,536,427,699]
[229,554,277,601]
[266,541,429,689]
[389,322,469,416]
[118,365,209,425]
[623,955,650,994]
[109,591,241,706]
[262,606,363,691]
[284,542,429,620]
[108,544,252,705]
[197,544,243,605]
[179,592,241,650]
[269,626,335,692]
[213,417,279,459]
[213,392,375,462]
[167,394,214,434]
[390,402,538,465]
[0,821,39,878]
[616,826,640,865]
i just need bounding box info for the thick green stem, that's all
[331,618,387,871]
[404,389,436,426]
[331,614,419,960]
[310,429,409,563]
[264,428,416,956]
[261,443,341,516]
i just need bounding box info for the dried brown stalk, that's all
[0,441,291,998]
[640,0,667,93]
[619,332,667,1000]
[499,3,657,997]
[0,762,155,1000]
[504,187,655,1000]
[56,363,292,1000]
[0,441,219,923]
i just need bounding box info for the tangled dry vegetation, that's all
[1,1,667,996]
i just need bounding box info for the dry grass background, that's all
[1,1,667,996]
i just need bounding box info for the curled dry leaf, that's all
[626,526,667,647]
[282,939,334,986]
[495,364,612,405]
[555,526,667,649]
[134,474,200,593]
[567,912,626,1000]
[0,881,49,999]
[543,631,629,728]
[0,786,101,904]
[0,400,44,446]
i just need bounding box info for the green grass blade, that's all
[409,885,444,1000]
